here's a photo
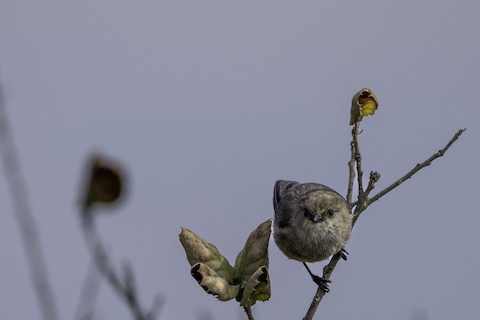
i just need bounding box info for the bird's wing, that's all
[273,180,299,228]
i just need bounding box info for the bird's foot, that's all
[303,262,331,293]
[311,275,331,293]
[340,247,349,261]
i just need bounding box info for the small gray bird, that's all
[273,180,352,292]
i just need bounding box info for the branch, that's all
[81,212,155,320]
[367,129,466,207]
[303,252,343,320]
[303,127,465,320]
[346,139,356,207]
[352,124,364,195]
[352,171,380,225]
[0,85,60,320]
[146,295,165,320]
[75,260,101,320]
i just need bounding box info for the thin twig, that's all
[346,140,356,207]
[363,172,381,198]
[367,129,466,207]
[0,85,60,320]
[81,212,150,320]
[146,295,165,320]
[304,126,361,320]
[75,260,101,320]
[352,124,364,195]
[303,252,343,320]
[353,172,380,225]
[123,261,138,301]
[243,306,255,320]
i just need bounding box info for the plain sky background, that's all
[0,1,478,319]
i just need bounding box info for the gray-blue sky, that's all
[0,0,478,319]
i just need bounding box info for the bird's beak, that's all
[312,214,323,223]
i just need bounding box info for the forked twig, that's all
[303,128,465,320]
[80,210,162,320]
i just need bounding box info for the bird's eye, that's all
[303,208,310,218]
[326,209,335,217]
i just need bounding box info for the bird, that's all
[273,180,352,292]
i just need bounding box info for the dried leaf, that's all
[350,88,379,125]
[234,219,271,281]
[190,263,240,301]
[83,155,123,208]
[233,220,271,306]
[239,266,270,307]
[179,228,236,284]
[179,220,272,306]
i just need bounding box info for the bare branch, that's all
[303,252,343,320]
[123,261,138,300]
[243,306,255,320]
[352,124,364,195]
[367,129,466,207]
[303,126,465,320]
[353,171,380,225]
[146,295,165,320]
[0,84,60,320]
[75,260,101,320]
[364,171,381,198]
[81,214,149,320]
[346,139,356,207]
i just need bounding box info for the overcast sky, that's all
[0,1,478,319]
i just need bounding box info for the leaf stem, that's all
[243,306,255,320]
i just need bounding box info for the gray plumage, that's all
[273,180,352,263]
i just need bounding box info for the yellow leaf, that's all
[350,88,379,125]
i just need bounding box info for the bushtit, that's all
[273,180,352,292]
